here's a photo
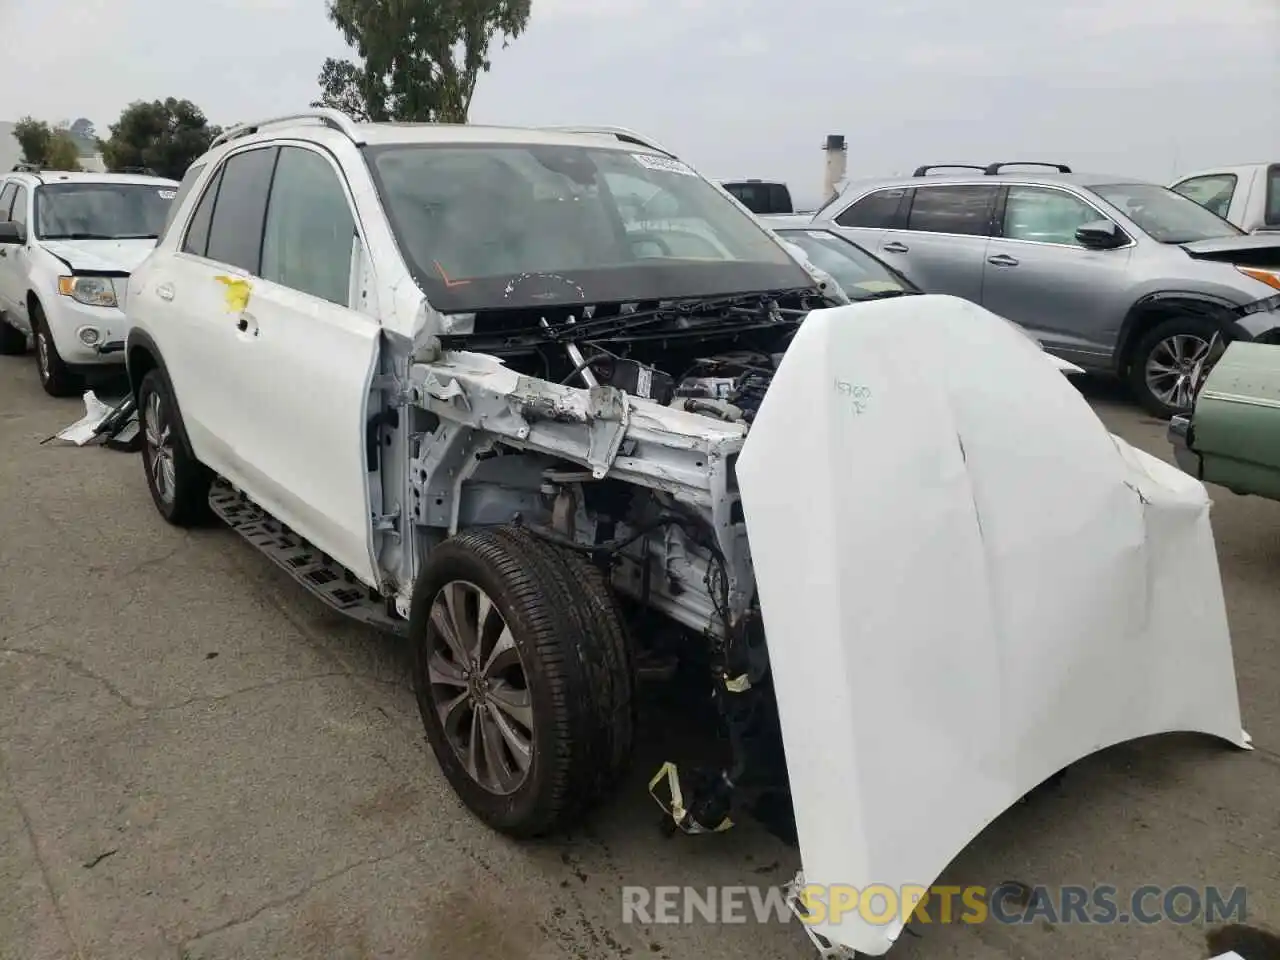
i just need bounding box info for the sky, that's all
[2,0,1278,207]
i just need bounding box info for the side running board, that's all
[208,480,407,636]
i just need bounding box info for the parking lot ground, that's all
[3,355,1280,960]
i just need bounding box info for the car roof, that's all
[216,118,674,156]
[815,170,1160,215]
[4,170,179,187]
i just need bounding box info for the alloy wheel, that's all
[1144,333,1210,412]
[36,331,49,381]
[427,580,534,795]
[144,391,176,505]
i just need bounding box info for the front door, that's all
[980,185,1134,362]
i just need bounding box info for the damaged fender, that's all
[735,294,1248,957]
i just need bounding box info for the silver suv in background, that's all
[803,162,1280,417]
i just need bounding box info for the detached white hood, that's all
[40,237,157,274]
[735,294,1247,957]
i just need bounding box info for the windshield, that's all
[34,182,175,240]
[1093,182,1244,244]
[364,143,811,311]
[775,229,915,299]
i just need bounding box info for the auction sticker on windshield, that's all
[158,190,176,200]
[632,154,696,177]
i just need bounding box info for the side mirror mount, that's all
[0,221,25,245]
[1075,220,1126,250]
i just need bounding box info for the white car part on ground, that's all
[51,390,139,447]
[736,294,1248,958]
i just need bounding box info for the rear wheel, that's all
[32,303,82,397]
[137,369,211,525]
[0,314,26,355]
[409,525,635,838]
[1127,315,1219,419]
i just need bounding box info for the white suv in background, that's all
[1171,162,1279,234]
[0,169,179,396]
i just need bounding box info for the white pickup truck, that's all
[1171,162,1279,234]
[120,109,1248,958]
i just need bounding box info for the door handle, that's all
[0,250,7,258]
[156,282,175,301]
[988,254,1019,267]
[883,241,909,254]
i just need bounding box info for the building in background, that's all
[0,122,20,172]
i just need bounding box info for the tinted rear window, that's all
[835,188,907,229]
[906,185,999,236]
[205,146,279,273]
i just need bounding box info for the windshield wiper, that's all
[40,233,119,240]
[856,288,919,300]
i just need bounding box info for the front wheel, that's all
[409,525,635,838]
[32,304,81,397]
[1128,316,1220,419]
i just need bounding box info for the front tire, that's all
[409,525,635,838]
[32,303,82,397]
[137,369,211,525]
[1128,315,1219,419]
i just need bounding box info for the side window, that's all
[835,188,907,229]
[905,185,999,236]
[9,186,28,229]
[1266,165,1280,228]
[204,146,278,273]
[260,147,357,306]
[182,165,224,257]
[0,183,16,221]
[1171,174,1237,219]
[159,162,206,242]
[1001,186,1104,246]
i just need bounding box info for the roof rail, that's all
[538,125,677,159]
[912,164,987,177]
[118,165,158,176]
[210,109,364,150]
[984,161,1072,175]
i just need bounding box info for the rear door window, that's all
[905,185,999,236]
[835,188,908,229]
[1171,174,1237,219]
[204,146,279,273]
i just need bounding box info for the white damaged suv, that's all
[0,169,179,395]
[122,111,1248,959]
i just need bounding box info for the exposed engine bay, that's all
[427,286,832,839]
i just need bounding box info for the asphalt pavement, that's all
[2,354,1279,960]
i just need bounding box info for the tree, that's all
[101,99,223,180]
[12,117,51,166]
[45,129,83,171]
[10,117,82,171]
[312,0,532,124]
